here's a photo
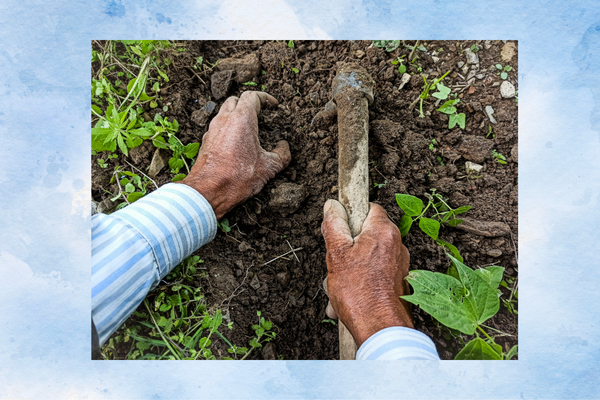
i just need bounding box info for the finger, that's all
[360,203,397,235]
[235,91,278,116]
[326,301,338,320]
[262,140,291,175]
[220,96,239,113]
[207,96,240,132]
[321,199,353,250]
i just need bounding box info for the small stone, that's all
[191,101,217,126]
[211,70,234,100]
[398,73,411,90]
[216,53,261,83]
[492,81,501,87]
[486,249,503,257]
[501,42,517,62]
[457,61,465,68]
[484,40,492,50]
[262,342,277,360]
[462,65,469,75]
[457,135,494,164]
[276,271,290,288]
[91,200,99,216]
[250,274,261,290]
[467,70,477,80]
[464,48,479,65]
[97,198,115,214]
[330,186,338,194]
[269,183,308,216]
[432,56,439,63]
[148,148,169,178]
[307,92,319,105]
[466,161,483,173]
[500,81,516,98]
[485,106,497,125]
[238,241,252,252]
[355,50,365,59]
[476,74,485,80]
[511,143,518,163]
[455,218,511,237]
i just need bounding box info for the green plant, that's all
[108,166,153,209]
[436,156,445,166]
[428,138,437,151]
[321,319,336,325]
[372,40,401,52]
[412,70,451,118]
[217,218,231,233]
[495,64,512,80]
[487,125,494,138]
[470,44,480,53]
[150,114,199,174]
[395,190,471,261]
[492,149,507,164]
[391,56,407,74]
[374,180,388,189]
[402,254,516,360]
[437,99,466,129]
[98,159,108,168]
[242,81,257,86]
[288,40,295,48]
[291,67,299,74]
[500,273,519,314]
[166,255,204,282]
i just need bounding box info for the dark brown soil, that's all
[93,40,518,360]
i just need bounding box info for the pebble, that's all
[269,183,308,216]
[465,161,483,173]
[355,50,365,59]
[500,80,516,98]
[432,56,439,63]
[91,200,98,216]
[457,61,465,68]
[487,249,503,257]
[511,143,518,163]
[484,40,492,50]
[398,73,411,90]
[485,106,497,124]
[501,42,516,62]
[464,48,479,65]
[250,274,261,290]
[462,65,469,75]
[476,74,485,80]
[276,271,290,288]
[455,218,511,237]
[492,82,501,87]
[467,70,477,80]
[148,148,169,178]
[262,342,277,360]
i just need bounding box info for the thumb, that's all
[261,140,291,177]
[321,199,353,251]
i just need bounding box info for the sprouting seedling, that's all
[487,125,494,138]
[410,70,451,118]
[242,81,257,86]
[470,44,480,53]
[492,149,507,164]
[291,67,299,74]
[437,99,466,129]
[428,139,437,151]
[495,64,512,80]
[217,218,231,233]
[372,40,400,52]
[374,180,388,189]
[391,56,407,74]
[395,190,471,261]
[287,40,295,48]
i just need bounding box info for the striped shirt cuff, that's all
[112,183,217,280]
[356,327,440,360]
[92,183,216,346]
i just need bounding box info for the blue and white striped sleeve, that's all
[356,326,441,360]
[91,183,217,347]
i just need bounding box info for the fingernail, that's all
[324,199,333,214]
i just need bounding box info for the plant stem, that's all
[143,300,181,360]
[477,325,493,342]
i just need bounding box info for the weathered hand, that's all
[321,199,413,347]
[181,91,291,219]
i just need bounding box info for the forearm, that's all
[91,183,216,346]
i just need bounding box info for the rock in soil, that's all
[500,81,516,99]
[511,143,518,163]
[465,48,479,65]
[269,183,308,216]
[501,42,517,62]
[216,53,261,83]
[250,274,261,290]
[465,161,483,174]
[191,101,216,126]
[398,73,411,90]
[262,342,277,360]
[485,105,497,125]
[148,148,169,178]
[457,135,494,164]
[211,70,234,100]
[455,217,511,237]
[486,249,503,257]
[97,198,116,214]
[276,271,290,288]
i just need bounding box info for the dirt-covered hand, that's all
[321,199,413,347]
[181,91,291,219]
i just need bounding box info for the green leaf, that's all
[395,194,423,217]
[505,345,518,360]
[449,113,466,129]
[402,254,500,335]
[455,338,502,360]
[453,206,471,215]
[183,143,200,159]
[398,64,406,74]
[153,136,169,149]
[292,68,299,74]
[436,240,463,263]
[169,157,184,173]
[172,173,186,182]
[473,266,505,290]
[242,81,257,86]
[117,135,128,156]
[287,40,294,48]
[150,100,158,108]
[432,83,451,99]
[91,128,117,152]
[91,104,102,115]
[131,46,143,56]
[399,215,413,238]
[446,218,463,227]
[127,192,144,203]
[495,64,503,70]
[504,65,512,72]
[419,218,440,240]
[249,338,261,348]
[437,106,456,115]
[125,183,135,193]
[500,72,508,80]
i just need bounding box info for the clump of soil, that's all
[93,40,518,360]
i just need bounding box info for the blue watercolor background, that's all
[1,0,599,398]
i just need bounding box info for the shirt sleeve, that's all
[91,183,217,347]
[356,326,441,360]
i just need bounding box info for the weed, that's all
[242,81,257,86]
[165,255,204,282]
[150,114,199,174]
[470,44,480,53]
[402,253,516,359]
[108,166,152,208]
[291,67,299,74]
[217,218,231,233]
[492,149,507,164]
[436,98,466,129]
[395,189,471,261]
[98,159,108,168]
[495,63,512,80]
[428,139,437,151]
[487,125,494,138]
[372,40,400,52]
[436,156,445,166]
[412,70,451,118]
[391,56,407,74]
[287,40,295,48]
[374,180,388,189]
[321,319,336,325]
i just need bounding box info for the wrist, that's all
[179,175,230,220]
